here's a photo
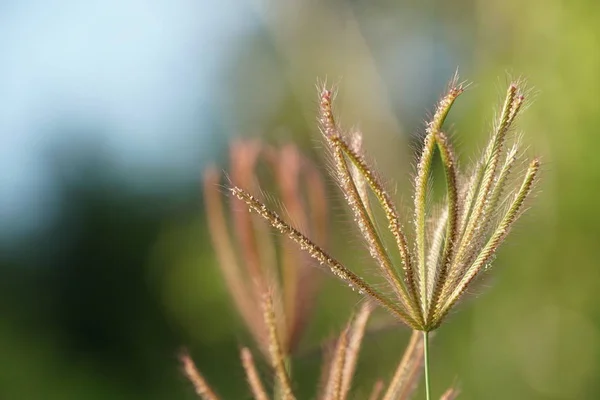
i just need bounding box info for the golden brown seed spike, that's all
[435,159,540,325]
[439,387,460,400]
[445,145,518,296]
[414,84,463,317]
[429,85,464,135]
[477,144,519,236]
[332,144,417,324]
[341,302,374,398]
[458,86,518,236]
[507,94,525,126]
[319,88,341,139]
[414,133,437,314]
[457,164,483,237]
[478,83,518,174]
[367,380,385,400]
[348,132,371,217]
[426,209,448,297]
[203,168,266,353]
[262,291,295,400]
[455,84,518,251]
[324,327,350,400]
[240,347,270,400]
[179,350,221,400]
[496,84,518,142]
[319,87,418,326]
[443,84,521,310]
[330,135,420,318]
[381,330,424,400]
[426,132,459,328]
[462,85,517,224]
[230,186,420,329]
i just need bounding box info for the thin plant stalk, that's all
[423,332,431,400]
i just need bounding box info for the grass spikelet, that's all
[179,349,221,400]
[436,158,540,323]
[229,186,418,328]
[241,347,270,400]
[425,131,459,326]
[414,83,464,320]
[330,134,419,314]
[451,85,520,271]
[262,291,295,400]
[319,90,417,321]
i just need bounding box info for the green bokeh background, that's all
[2,1,599,399]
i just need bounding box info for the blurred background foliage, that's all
[1,0,599,399]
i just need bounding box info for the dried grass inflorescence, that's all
[230,76,539,332]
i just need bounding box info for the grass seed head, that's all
[235,77,539,332]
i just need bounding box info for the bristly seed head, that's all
[190,77,510,400]
[230,76,539,332]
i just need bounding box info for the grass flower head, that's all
[231,75,539,332]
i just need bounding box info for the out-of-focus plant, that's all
[202,140,328,358]
[230,75,539,399]
[181,299,459,400]
[184,140,460,399]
